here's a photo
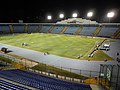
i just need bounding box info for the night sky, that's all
[0,0,120,23]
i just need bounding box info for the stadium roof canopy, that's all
[56,18,98,24]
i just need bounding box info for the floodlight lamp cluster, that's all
[47,15,52,20]
[107,12,115,18]
[72,13,78,18]
[59,14,64,18]
[87,12,93,17]
[46,11,115,21]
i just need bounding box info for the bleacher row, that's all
[0,79,31,90]
[0,69,92,90]
[0,24,120,38]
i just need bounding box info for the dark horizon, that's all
[0,0,120,23]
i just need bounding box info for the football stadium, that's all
[0,17,120,90]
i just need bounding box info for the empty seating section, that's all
[0,24,120,39]
[80,27,96,36]
[64,26,79,34]
[41,25,51,33]
[0,79,31,90]
[13,25,25,33]
[51,26,64,33]
[0,69,92,90]
[97,27,118,37]
[27,25,39,33]
[0,25,10,34]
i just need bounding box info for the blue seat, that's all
[13,25,25,33]
[51,26,64,33]
[80,27,96,36]
[0,69,92,90]
[65,26,79,34]
[28,25,40,33]
[98,27,118,37]
[41,26,51,33]
[0,25,10,34]
[0,79,31,90]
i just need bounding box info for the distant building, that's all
[56,18,98,24]
[19,20,23,23]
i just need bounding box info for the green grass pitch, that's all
[0,33,112,61]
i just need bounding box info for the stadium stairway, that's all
[24,24,29,33]
[37,25,43,33]
[112,27,120,38]
[116,31,120,38]
[48,26,55,33]
[9,25,14,33]
[60,26,68,34]
[75,26,83,35]
[93,26,102,37]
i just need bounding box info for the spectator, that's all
[117,52,119,56]
[44,53,46,55]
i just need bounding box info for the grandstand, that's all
[0,18,120,38]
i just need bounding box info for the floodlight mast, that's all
[107,12,115,23]
[87,12,93,24]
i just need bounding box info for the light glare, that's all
[47,15,52,20]
[59,14,64,18]
[72,13,78,18]
[107,12,115,18]
[87,12,93,17]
